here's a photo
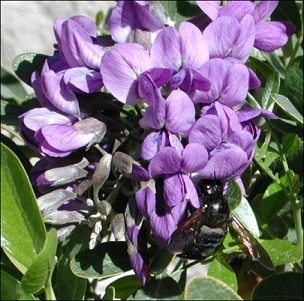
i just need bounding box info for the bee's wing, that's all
[231,215,275,270]
[167,209,203,255]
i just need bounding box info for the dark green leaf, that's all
[1,143,46,274]
[12,53,48,87]
[149,248,175,275]
[268,117,303,137]
[105,275,142,300]
[21,228,57,294]
[56,225,91,300]
[284,56,303,114]
[70,241,132,279]
[1,67,27,102]
[161,1,201,28]
[282,133,301,154]
[0,269,36,300]
[184,275,242,300]
[101,286,115,300]
[271,1,302,34]
[129,275,182,300]
[271,93,303,125]
[1,100,30,125]
[252,272,303,300]
[208,257,238,292]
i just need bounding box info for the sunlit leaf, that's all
[271,93,303,125]
[21,228,57,294]
[1,143,46,274]
[184,275,242,300]
[0,270,36,300]
[208,257,238,292]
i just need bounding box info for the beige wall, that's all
[1,1,115,78]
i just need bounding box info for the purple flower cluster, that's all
[19,1,294,285]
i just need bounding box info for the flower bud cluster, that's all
[18,1,294,284]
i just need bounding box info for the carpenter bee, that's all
[167,180,274,270]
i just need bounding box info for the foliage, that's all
[1,1,303,300]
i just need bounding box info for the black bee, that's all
[167,180,274,270]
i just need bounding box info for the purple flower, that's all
[100,43,152,105]
[191,58,249,107]
[108,1,166,46]
[20,108,106,157]
[197,1,295,52]
[150,21,211,93]
[189,102,260,181]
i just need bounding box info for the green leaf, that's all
[282,133,301,154]
[70,241,132,279]
[232,195,260,238]
[105,275,142,300]
[56,225,90,300]
[1,99,30,126]
[260,239,302,266]
[261,173,290,221]
[1,67,27,103]
[284,56,303,114]
[226,180,242,211]
[129,275,182,300]
[161,1,201,28]
[262,72,280,109]
[208,257,238,292]
[21,228,57,294]
[1,143,46,274]
[12,53,48,86]
[184,275,242,300]
[0,269,36,300]
[262,52,286,79]
[149,248,175,275]
[252,272,303,300]
[271,93,303,125]
[101,286,115,300]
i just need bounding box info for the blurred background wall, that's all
[1,1,116,87]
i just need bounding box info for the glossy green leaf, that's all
[184,275,242,300]
[260,239,302,266]
[208,257,238,292]
[12,53,48,87]
[21,228,57,294]
[252,272,303,300]
[271,93,303,125]
[284,56,303,114]
[129,274,182,300]
[1,143,46,274]
[268,117,303,137]
[0,269,36,300]
[56,225,90,300]
[282,133,301,154]
[70,241,132,279]
[105,275,142,300]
